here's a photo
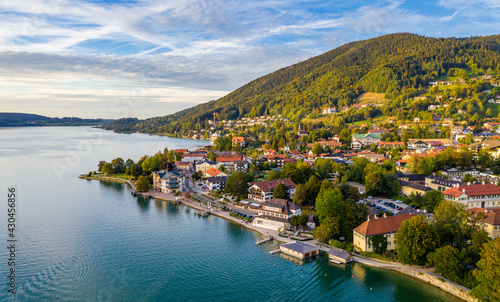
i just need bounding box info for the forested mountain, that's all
[0,113,112,127]
[105,33,500,133]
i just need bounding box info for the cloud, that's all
[0,0,499,119]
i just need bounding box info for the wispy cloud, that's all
[0,0,499,118]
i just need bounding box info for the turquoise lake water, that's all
[0,127,462,301]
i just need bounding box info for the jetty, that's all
[255,235,273,245]
[195,210,209,217]
[269,249,280,254]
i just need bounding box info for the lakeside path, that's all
[81,175,475,302]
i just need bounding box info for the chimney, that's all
[467,182,471,186]
[374,214,378,220]
[367,215,371,222]
[482,181,485,186]
[383,213,387,219]
[462,189,466,193]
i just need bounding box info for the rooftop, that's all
[281,242,319,254]
[354,214,416,237]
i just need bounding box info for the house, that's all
[207,176,228,192]
[231,136,245,147]
[175,161,193,172]
[233,160,249,172]
[322,107,337,114]
[442,183,500,209]
[252,198,301,230]
[210,133,221,141]
[280,242,319,259]
[181,153,206,163]
[328,248,353,264]
[267,154,286,168]
[204,167,227,178]
[440,168,480,181]
[351,133,382,150]
[468,139,500,155]
[195,160,218,176]
[248,179,297,202]
[400,181,431,196]
[425,175,464,191]
[467,207,500,239]
[378,141,405,149]
[152,171,181,194]
[217,155,243,172]
[353,214,416,252]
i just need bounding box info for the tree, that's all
[304,175,320,205]
[290,215,299,227]
[312,143,323,155]
[422,190,444,211]
[292,184,307,206]
[299,213,309,229]
[395,215,438,265]
[111,157,125,173]
[219,164,226,172]
[314,224,331,242]
[273,183,287,199]
[225,172,251,200]
[428,246,466,285]
[184,191,191,199]
[136,176,149,192]
[98,160,106,172]
[472,239,500,301]
[208,151,217,162]
[102,163,113,175]
[370,235,388,254]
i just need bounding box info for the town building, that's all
[152,171,181,194]
[248,179,297,202]
[442,183,500,209]
[206,176,228,192]
[280,242,319,259]
[400,181,431,196]
[440,168,480,181]
[267,154,286,168]
[181,153,206,163]
[195,160,218,176]
[328,248,353,264]
[216,155,243,172]
[424,175,464,191]
[175,161,193,172]
[204,167,227,178]
[351,133,382,150]
[353,214,416,252]
[467,207,500,239]
[231,136,246,147]
[252,198,301,230]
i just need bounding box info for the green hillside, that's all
[105,33,500,133]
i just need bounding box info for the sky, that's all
[0,0,499,119]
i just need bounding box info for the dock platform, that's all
[255,235,273,245]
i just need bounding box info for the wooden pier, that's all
[255,235,273,245]
[269,249,280,254]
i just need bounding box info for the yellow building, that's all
[442,183,500,209]
[353,214,416,252]
[467,208,500,239]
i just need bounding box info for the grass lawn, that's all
[356,92,387,105]
[352,120,373,127]
[485,102,500,117]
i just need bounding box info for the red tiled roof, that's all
[354,214,416,237]
[442,183,500,198]
[249,178,296,192]
[467,207,500,226]
[378,141,405,146]
[216,155,243,162]
[205,168,222,177]
[232,137,245,143]
[267,154,286,159]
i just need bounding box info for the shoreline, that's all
[82,175,474,302]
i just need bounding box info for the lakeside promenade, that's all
[82,174,476,302]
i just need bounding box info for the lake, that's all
[0,126,462,301]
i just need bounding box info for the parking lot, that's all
[365,197,412,215]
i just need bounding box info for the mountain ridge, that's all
[104,33,500,133]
